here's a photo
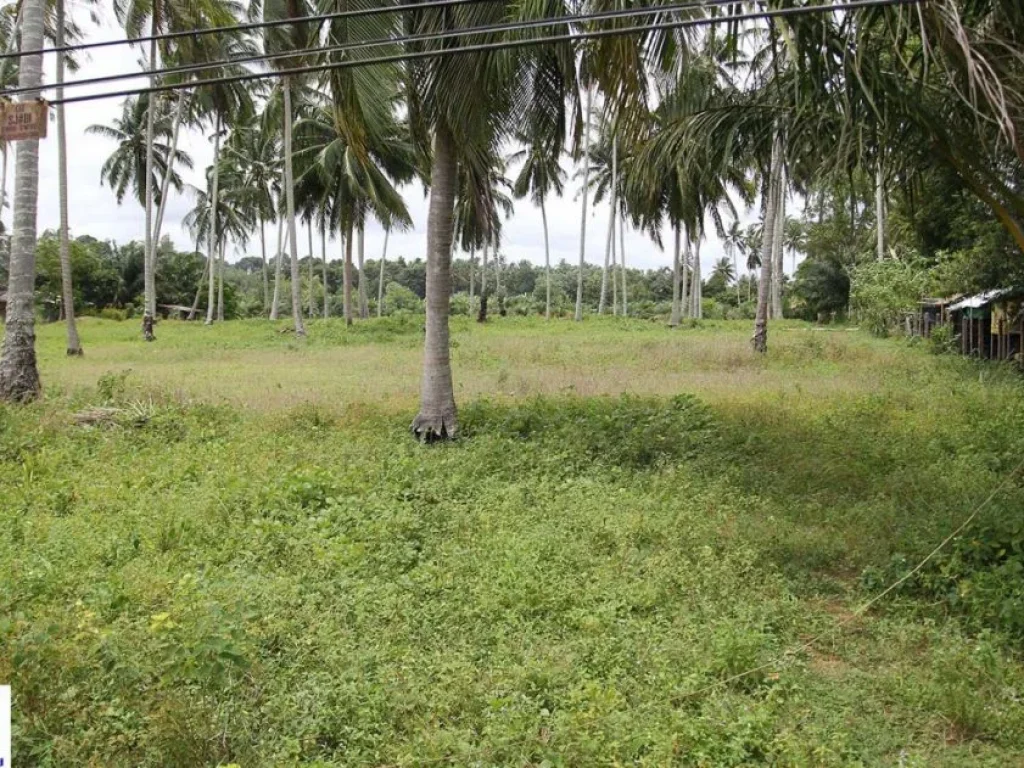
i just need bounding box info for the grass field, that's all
[4,316,1024,766]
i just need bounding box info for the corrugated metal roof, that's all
[949,289,1016,311]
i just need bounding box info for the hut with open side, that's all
[949,289,1024,360]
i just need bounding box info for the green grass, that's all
[3,316,1024,765]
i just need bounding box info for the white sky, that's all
[16,4,765,278]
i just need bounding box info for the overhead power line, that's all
[46,0,920,107]
[0,0,490,61]
[9,0,743,97]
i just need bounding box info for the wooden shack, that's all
[949,289,1024,360]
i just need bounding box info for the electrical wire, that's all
[0,0,492,61]
[8,0,742,97]
[44,0,920,107]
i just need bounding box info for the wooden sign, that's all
[0,100,49,141]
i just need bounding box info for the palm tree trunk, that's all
[307,220,315,318]
[189,258,208,320]
[619,211,627,317]
[0,143,8,239]
[771,170,785,319]
[342,220,354,325]
[495,249,504,316]
[611,216,618,314]
[377,227,389,317]
[216,234,225,321]
[357,223,368,319]
[322,223,329,318]
[412,123,458,441]
[56,0,81,356]
[734,251,742,305]
[753,131,782,353]
[468,246,475,316]
[143,15,160,320]
[691,235,702,319]
[670,223,682,327]
[0,0,44,401]
[270,216,284,320]
[875,160,885,261]
[205,113,222,325]
[680,229,690,319]
[599,196,614,314]
[477,241,489,322]
[282,78,306,337]
[541,199,551,320]
[152,91,186,249]
[260,217,269,310]
[574,86,592,322]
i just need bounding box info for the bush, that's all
[928,323,957,354]
[99,307,128,322]
[383,282,423,314]
[850,258,934,337]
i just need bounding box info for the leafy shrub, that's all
[461,394,719,470]
[928,323,957,354]
[849,258,934,337]
[383,282,423,314]
[99,307,128,321]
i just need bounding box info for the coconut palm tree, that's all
[114,0,241,319]
[55,0,82,354]
[254,0,318,337]
[403,0,576,438]
[510,129,566,321]
[222,125,280,311]
[0,0,44,401]
[89,96,193,206]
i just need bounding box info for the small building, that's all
[948,289,1024,360]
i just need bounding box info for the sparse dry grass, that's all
[36,316,905,411]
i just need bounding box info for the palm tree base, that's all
[411,409,458,443]
[751,325,768,353]
[0,327,42,403]
[66,347,84,357]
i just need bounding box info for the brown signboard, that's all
[0,100,49,141]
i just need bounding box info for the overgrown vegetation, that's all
[2,319,1024,764]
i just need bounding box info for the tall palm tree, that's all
[0,0,44,401]
[222,125,280,311]
[722,219,746,305]
[55,0,82,354]
[405,0,576,438]
[511,129,565,320]
[256,0,317,337]
[574,84,592,322]
[114,0,240,319]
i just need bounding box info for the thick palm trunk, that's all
[0,0,44,401]
[343,221,354,326]
[143,17,159,320]
[260,218,269,310]
[56,0,81,356]
[770,170,785,319]
[611,216,618,314]
[541,199,551,320]
[189,257,208,320]
[875,160,885,260]
[669,223,682,327]
[270,216,284,320]
[412,124,458,440]
[282,78,306,337]
[477,242,489,322]
[152,91,186,248]
[216,235,225,321]
[307,221,315,317]
[619,212,627,316]
[691,236,702,319]
[357,224,368,319]
[377,227,389,317]
[205,114,222,325]
[753,132,782,353]
[599,196,614,314]
[574,86,592,322]
[321,223,329,318]
[680,229,690,319]
[468,247,475,315]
